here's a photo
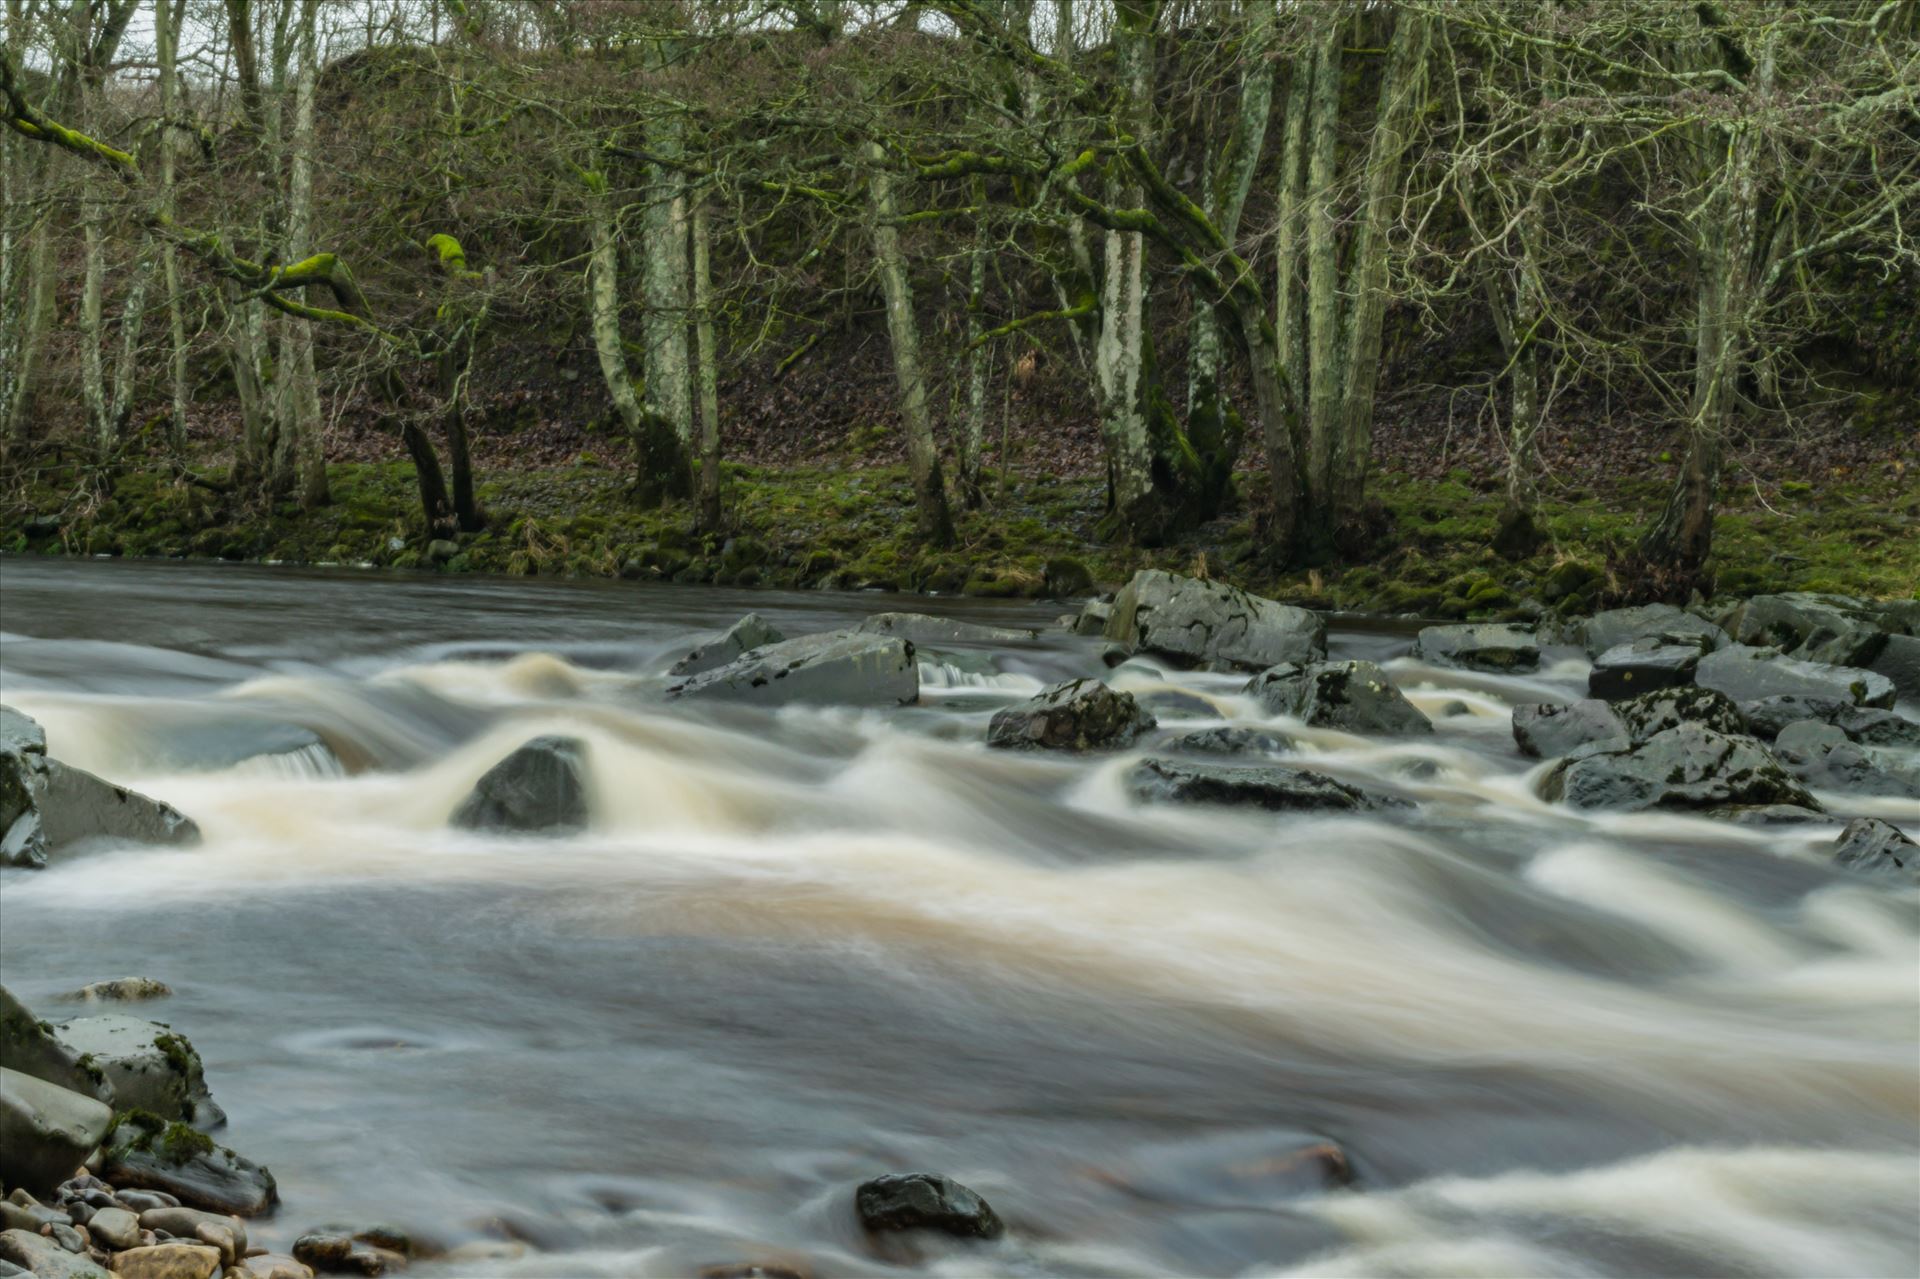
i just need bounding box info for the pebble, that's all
[108,1242,222,1279]
[234,1256,316,1279]
[83,1208,139,1252]
[116,1193,180,1213]
[44,1222,85,1253]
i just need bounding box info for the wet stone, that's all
[854,1173,1003,1241]
[1411,623,1540,672]
[1588,640,1701,701]
[1511,700,1628,759]
[448,735,589,836]
[1830,818,1919,881]
[1127,759,1401,813]
[986,679,1155,752]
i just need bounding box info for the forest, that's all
[1,0,1916,611]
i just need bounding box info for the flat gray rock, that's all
[667,629,918,708]
[1127,758,1401,812]
[1588,640,1701,700]
[1734,592,1890,667]
[668,613,785,677]
[1104,570,1324,672]
[1412,623,1539,672]
[3,710,199,869]
[54,1015,219,1127]
[858,612,1038,645]
[1578,605,1727,659]
[1696,644,1895,709]
[1511,700,1628,759]
[986,679,1154,752]
[1542,723,1816,812]
[1774,722,1920,798]
[1245,660,1431,736]
[0,1228,110,1279]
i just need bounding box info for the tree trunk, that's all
[587,180,688,508]
[155,0,189,451]
[1274,44,1310,409]
[282,0,328,506]
[867,142,956,546]
[1302,8,1342,527]
[400,417,453,531]
[692,189,724,531]
[959,177,991,509]
[641,41,694,451]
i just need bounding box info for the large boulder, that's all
[1587,640,1702,700]
[666,630,918,708]
[1772,722,1920,799]
[858,612,1038,645]
[1541,723,1816,812]
[1867,633,1920,700]
[2,708,198,870]
[0,1228,110,1279]
[98,1113,277,1217]
[1614,685,1748,743]
[854,1173,1002,1241]
[1244,661,1431,735]
[52,1016,221,1129]
[1126,758,1401,812]
[1103,571,1324,672]
[0,987,111,1102]
[449,736,589,835]
[1411,623,1539,672]
[1733,592,1891,667]
[0,1068,113,1194]
[1511,700,1628,759]
[1695,644,1895,709]
[1830,818,1918,881]
[668,614,785,677]
[1577,605,1727,659]
[985,679,1154,752]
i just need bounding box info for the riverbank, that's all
[3,459,1915,616]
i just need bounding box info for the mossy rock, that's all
[1043,557,1095,598]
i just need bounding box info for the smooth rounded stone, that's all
[1411,623,1540,672]
[666,630,919,708]
[291,1227,407,1275]
[47,1222,85,1253]
[0,987,112,1102]
[1126,759,1402,813]
[99,1117,277,1217]
[233,1255,315,1279]
[448,735,589,836]
[1614,685,1747,744]
[52,1016,214,1126]
[668,613,786,677]
[1866,632,1920,699]
[1774,723,1920,798]
[0,1207,42,1234]
[136,1212,244,1259]
[58,979,173,1006]
[857,612,1038,645]
[853,1173,1003,1241]
[1830,818,1919,881]
[105,1243,220,1279]
[1511,701,1628,759]
[1166,727,1292,758]
[1577,605,1727,659]
[1738,695,1856,740]
[0,1069,114,1195]
[1540,724,1817,812]
[985,679,1155,752]
[1244,661,1431,736]
[1103,570,1325,672]
[1071,600,1112,637]
[1,707,198,869]
[82,1209,137,1253]
[112,1194,177,1214]
[1695,644,1895,709]
[1732,592,1890,667]
[1587,640,1702,701]
[0,1230,109,1279]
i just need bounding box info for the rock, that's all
[0,988,111,1103]
[1043,557,1095,598]
[666,630,918,708]
[668,614,786,677]
[425,539,459,565]
[1733,592,1890,667]
[98,1116,276,1217]
[1866,633,1920,699]
[1165,727,1292,758]
[1716,804,1826,825]
[1071,600,1112,637]
[80,1209,136,1253]
[1541,724,1816,812]
[1587,640,1701,700]
[0,1069,113,1195]
[1510,701,1628,759]
[1411,623,1539,672]
[985,679,1154,752]
[1,710,198,870]
[1830,818,1918,880]
[57,980,172,1006]
[1126,759,1400,812]
[1103,571,1324,672]
[135,1211,244,1259]
[857,612,1037,645]
[103,1243,220,1279]
[1613,685,1748,743]
[0,1231,108,1279]
[110,1195,176,1215]
[51,1018,216,1128]
[1244,661,1431,736]
[1773,722,1920,798]
[853,1173,1002,1241]
[291,1226,409,1275]
[233,1256,315,1279]
[448,736,589,836]
[1577,605,1727,659]
[1738,695,1857,740]
[1695,645,1895,709]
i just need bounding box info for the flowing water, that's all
[2,558,1915,1278]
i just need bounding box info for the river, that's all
[2,558,1915,1278]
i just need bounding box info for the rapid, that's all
[2,558,1915,1278]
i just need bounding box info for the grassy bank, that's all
[3,459,1915,615]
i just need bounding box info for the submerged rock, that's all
[1694,645,1895,709]
[1541,723,1816,812]
[667,630,918,708]
[99,1114,277,1217]
[1511,700,1627,759]
[1830,818,1918,880]
[292,1223,413,1275]
[1126,759,1400,812]
[986,679,1154,752]
[1244,661,1431,736]
[1587,640,1701,701]
[1103,570,1324,672]
[52,1016,220,1129]
[858,612,1038,645]
[449,736,589,836]
[1411,623,1539,672]
[1577,605,1727,659]
[668,614,786,677]
[854,1173,1002,1240]
[0,1068,114,1195]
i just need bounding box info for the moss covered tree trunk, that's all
[692,189,724,532]
[587,179,688,508]
[281,0,328,508]
[155,0,189,452]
